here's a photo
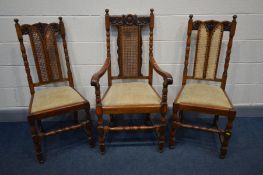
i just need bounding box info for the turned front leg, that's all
[97,111,105,154]
[169,107,179,149]
[84,109,95,147]
[28,118,44,163]
[220,112,236,159]
[159,112,166,153]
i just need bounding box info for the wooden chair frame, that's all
[169,15,237,159]
[91,9,173,154]
[14,17,94,163]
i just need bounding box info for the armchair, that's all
[91,9,173,154]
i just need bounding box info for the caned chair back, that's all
[182,15,237,89]
[14,17,74,94]
[105,9,154,82]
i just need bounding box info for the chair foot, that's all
[159,138,165,153]
[169,136,176,149]
[169,143,175,149]
[220,147,227,159]
[159,144,164,153]
[219,154,226,159]
[88,138,95,148]
[220,149,227,159]
[99,144,105,155]
[36,153,44,164]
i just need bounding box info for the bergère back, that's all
[105,9,155,86]
[14,17,74,95]
[182,15,237,89]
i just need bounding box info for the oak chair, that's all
[14,17,94,163]
[91,9,173,154]
[169,15,237,159]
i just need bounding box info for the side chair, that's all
[169,15,237,159]
[14,17,94,163]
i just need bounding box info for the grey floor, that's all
[0,116,262,175]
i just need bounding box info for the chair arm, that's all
[90,57,110,87]
[150,57,173,111]
[150,57,173,85]
[90,58,110,108]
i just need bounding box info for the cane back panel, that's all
[18,22,66,84]
[185,17,236,82]
[109,15,150,78]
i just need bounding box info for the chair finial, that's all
[189,14,193,19]
[58,17,63,22]
[14,18,19,24]
[233,15,237,20]
[105,9,109,15]
[150,8,154,14]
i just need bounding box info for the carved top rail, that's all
[192,20,232,31]
[109,15,150,26]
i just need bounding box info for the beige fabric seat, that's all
[102,82,161,107]
[31,86,85,113]
[176,84,231,109]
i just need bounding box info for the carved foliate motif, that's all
[110,15,150,26]
[193,20,231,31]
[21,23,60,36]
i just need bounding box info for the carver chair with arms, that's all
[91,9,173,154]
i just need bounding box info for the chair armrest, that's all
[150,57,173,85]
[90,58,110,108]
[150,57,173,111]
[90,57,110,87]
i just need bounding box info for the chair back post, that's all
[221,15,237,90]
[105,9,112,86]
[182,15,193,86]
[14,19,35,95]
[59,17,74,88]
[148,9,154,85]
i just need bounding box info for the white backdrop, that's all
[0,0,263,112]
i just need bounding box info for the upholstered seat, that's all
[102,82,161,107]
[176,84,231,109]
[31,86,85,113]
